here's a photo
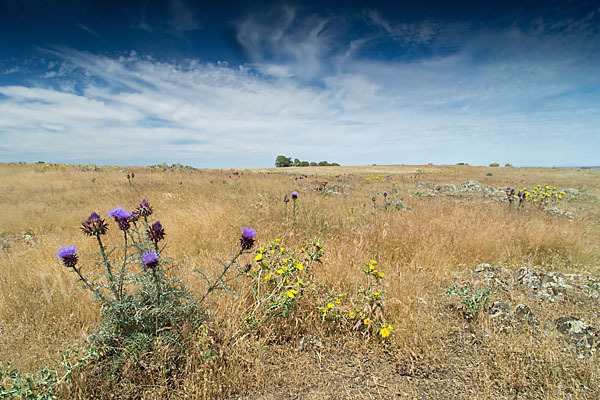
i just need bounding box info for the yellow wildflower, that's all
[264,273,272,281]
[327,302,334,309]
[296,263,303,271]
[349,311,355,319]
[378,272,384,278]
[370,259,377,265]
[287,289,298,299]
[319,249,324,254]
[335,298,341,304]
[364,318,370,325]
[255,254,263,261]
[270,249,275,254]
[380,326,391,338]
[277,269,284,274]
[260,246,265,253]
[373,291,380,297]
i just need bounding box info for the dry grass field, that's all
[1,162,599,399]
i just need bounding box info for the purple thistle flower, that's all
[383,191,388,197]
[147,220,165,243]
[291,191,298,200]
[141,251,159,269]
[108,207,133,231]
[240,227,257,250]
[81,212,108,236]
[56,246,78,268]
[88,212,101,221]
[283,194,289,203]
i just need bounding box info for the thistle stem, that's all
[96,235,119,299]
[118,231,128,300]
[71,266,109,305]
[198,248,244,305]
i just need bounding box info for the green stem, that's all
[71,266,109,305]
[96,235,119,300]
[118,231,128,300]
[198,248,244,305]
[153,268,161,335]
[292,199,297,219]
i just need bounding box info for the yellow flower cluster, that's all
[520,185,565,204]
[247,238,325,321]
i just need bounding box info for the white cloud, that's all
[1,6,599,167]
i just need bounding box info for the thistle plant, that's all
[57,199,204,361]
[291,191,298,219]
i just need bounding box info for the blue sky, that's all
[0,0,599,167]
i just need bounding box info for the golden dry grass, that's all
[0,162,599,399]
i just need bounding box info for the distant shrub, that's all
[489,163,500,167]
[505,163,513,167]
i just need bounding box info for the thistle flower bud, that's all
[136,198,153,217]
[80,212,108,236]
[56,246,78,268]
[147,220,165,243]
[283,194,289,203]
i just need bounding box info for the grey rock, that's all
[298,335,323,351]
[555,316,593,338]
[489,301,510,318]
[555,316,598,357]
[512,304,538,323]
[544,207,575,219]
[435,184,458,192]
[460,181,483,192]
[514,267,571,302]
[416,182,433,188]
[475,263,496,273]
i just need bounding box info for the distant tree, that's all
[504,163,513,167]
[317,161,329,166]
[300,161,310,167]
[293,158,301,167]
[310,162,317,166]
[275,155,293,168]
[489,163,500,167]
[330,162,340,166]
